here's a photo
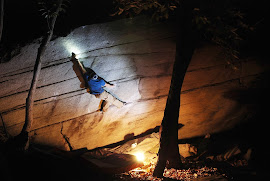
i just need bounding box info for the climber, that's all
[71,52,126,112]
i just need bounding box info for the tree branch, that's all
[22,0,63,134]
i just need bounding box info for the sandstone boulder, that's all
[0,17,267,150]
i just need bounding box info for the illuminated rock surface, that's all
[0,17,268,151]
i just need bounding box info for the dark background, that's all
[2,0,268,56]
[0,1,268,180]
[2,0,115,45]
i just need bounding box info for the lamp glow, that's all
[134,152,145,162]
[68,46,81,55]
[62,40,82,58]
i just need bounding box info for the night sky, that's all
[2,0,114,46]
[2,0,268,54]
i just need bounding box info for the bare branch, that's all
[22,0,64,134]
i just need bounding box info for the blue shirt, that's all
[84,74,105,94]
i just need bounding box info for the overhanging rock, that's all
[0,16,268,151]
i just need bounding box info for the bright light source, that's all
[62,40,82,58]
[134,152,145,162]
[131,143,137,148]
[69,46,81,56]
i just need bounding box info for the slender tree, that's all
[8,0,66,151]
[22,0,63,134]
[112,0,253,177]
[112,0,194,176]
[153,2,194,176]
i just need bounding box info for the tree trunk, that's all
[0,0,4,42]
[19,0,63,148]
[153,2,194,177]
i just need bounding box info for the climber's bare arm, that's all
[71,52,87,74]
[77,59,87,74]
[104,82,115,88]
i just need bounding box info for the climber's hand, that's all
[71,52,77,60]
[105,83,115,88]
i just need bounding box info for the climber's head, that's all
[92,74,98,80]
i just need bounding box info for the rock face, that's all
[0,17,267,151]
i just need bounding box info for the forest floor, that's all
[112,149,255,181]
[0,118,256,181]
